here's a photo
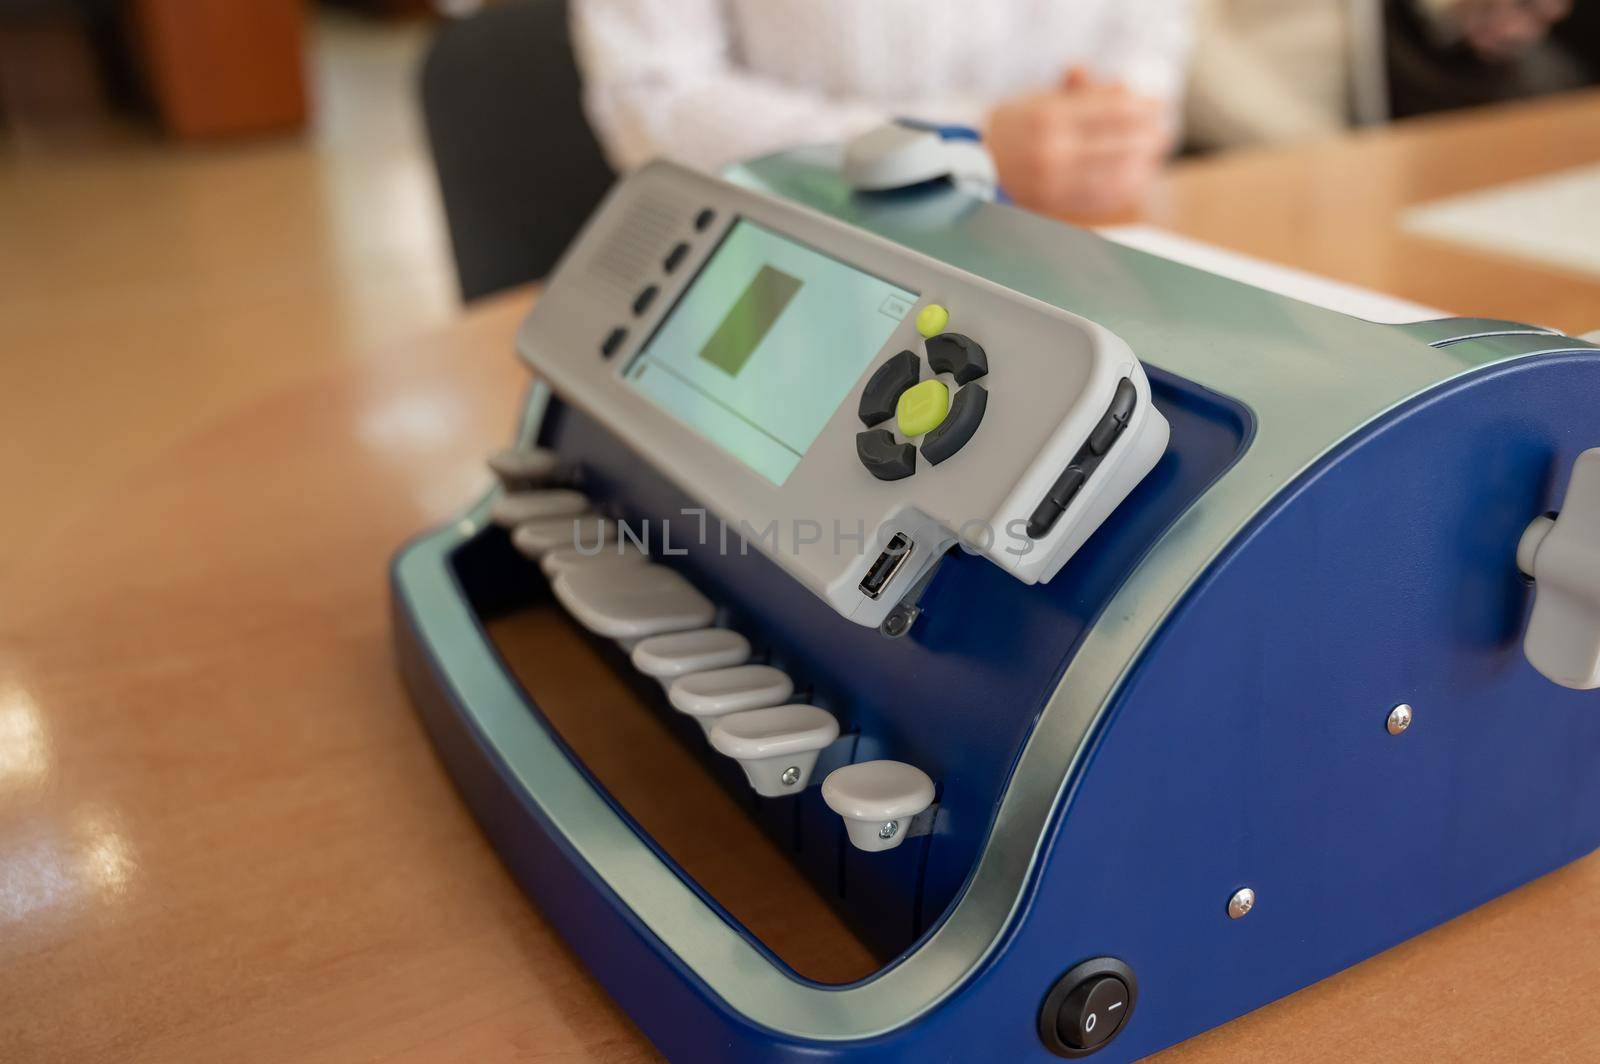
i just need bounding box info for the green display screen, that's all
[697,264,803,376]
[625,219,917,485]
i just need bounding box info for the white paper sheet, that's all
[1402,163,1600,280]
[1097,224,1447,325]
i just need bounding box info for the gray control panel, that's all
[517,161,1169,628]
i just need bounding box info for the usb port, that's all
[859,533,914,600]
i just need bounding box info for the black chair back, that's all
[420,0,615,301]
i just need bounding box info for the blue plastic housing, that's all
[394,345,1600,1060]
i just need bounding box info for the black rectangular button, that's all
[1028,465,1088,539]
[600,326,627,358]
[1107,378,1137,421]
[663,242,689,272]
[1047,466,1088,508]
[1086,412,1122,456]
[632,285,659,316]
[1026,499,1062,539]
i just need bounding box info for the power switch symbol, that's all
[1039,958,1138,1058]
[1058,976,1130,1052]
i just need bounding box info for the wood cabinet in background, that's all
[131,0,308,138]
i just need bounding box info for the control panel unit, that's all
[516,161,1170,628]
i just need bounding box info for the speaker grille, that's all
[582,194,684,302]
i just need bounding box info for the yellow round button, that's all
[896,379,951,438]
[915,304,949,339]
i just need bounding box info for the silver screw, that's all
[1228,887,1256,920]
[878,820,899,840]
[1387,703,1413,736]
[780,766,801,787]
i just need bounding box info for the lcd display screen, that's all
[625,218,917,484]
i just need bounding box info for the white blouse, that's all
[571,0,1194,173]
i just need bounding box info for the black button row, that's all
[600,209,716,358]
[1025,378,1138,539]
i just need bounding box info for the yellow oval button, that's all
[896,379,951,438]
[915,304,949,338]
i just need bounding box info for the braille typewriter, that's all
[392,147,1600,1061]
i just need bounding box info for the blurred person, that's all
[570,0,1195,219]
[1184,0,1376,149]
[1185,0,1591,151]
[1409,0,1571,64]
[1387,0,1591,119]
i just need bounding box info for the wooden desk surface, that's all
[4,92,1600,1063]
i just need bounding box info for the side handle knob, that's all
[1517,448,1600,690]
[822,761,935,852]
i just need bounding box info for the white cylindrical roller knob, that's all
[822,760,935,852]
[1517,448,1600,690]
[709,705,840,797]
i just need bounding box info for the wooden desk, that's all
[4,92,1599,1063]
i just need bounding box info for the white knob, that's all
[631,628,750,680]
[511,515,613,558]
[1518,448,1600,690]
[551,564,715,641]
[490,488,590,527]
[487,446,558,486]
[667,665,793,735]
[540,540,648,577]
[822,761,935,852]
[709,705,839,796]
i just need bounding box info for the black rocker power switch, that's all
[1038,957,1138,1058]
